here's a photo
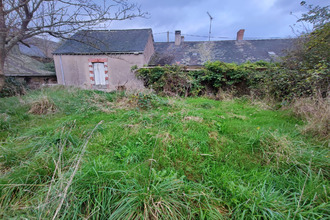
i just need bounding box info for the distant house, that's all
[24,37,59,59]
[5,44,57,89]
[53,29,154,90]
[19,43,48,60]
[150,30,294,66]
[20,36,59,62]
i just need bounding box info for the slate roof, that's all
[149,39,295,65]
[53,29,152,55]
[19,43,47,58]
[23,37,59,58]
[5,45,55,76]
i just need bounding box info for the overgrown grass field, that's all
[0,87,329,219]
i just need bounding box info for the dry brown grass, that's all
[215,89,235,101]
[114,96,137,110]
[0,113,9,121]
[291,95,329,138]
[260,131,298,168]
[156,132,173,143]
[183,116,203,122]
[88,93,114,113]
[227,113,247,120]
[248,91,276,110]
[28,96,57,115]
[112,90,152,110]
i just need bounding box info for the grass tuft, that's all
[290,94,329,138]
[28,96,57,115]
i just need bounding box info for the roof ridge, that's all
[154,38,294,43]
[79,28,152,32]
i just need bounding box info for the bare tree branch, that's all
[0,0,146,89]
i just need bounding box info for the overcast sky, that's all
[108,0,328,42]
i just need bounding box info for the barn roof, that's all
[53,29,153,55]
[19,43,47,58]
[5,46,55,77]
[149,39,295,65]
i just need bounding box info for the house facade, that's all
[53,29,154,91]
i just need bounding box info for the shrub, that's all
[248,64,329,101]
[137,65,197,96]
[0,77,27,98]
[279,7,330,99]
[43,61,55,72]
[137,62,274,97]
[197,61,248,90]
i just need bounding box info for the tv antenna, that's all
[207,12,213,41]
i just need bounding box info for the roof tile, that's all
[54,29,152,54]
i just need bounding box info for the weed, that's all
[290,94,329,138]
[28,96,57,115]
[114,91,168,111]
[0,77,27,98]
[0,114,10,131]
[259,131,298,168]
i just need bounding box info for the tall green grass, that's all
[0,87,329,219]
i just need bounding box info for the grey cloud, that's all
[109,0,328,42]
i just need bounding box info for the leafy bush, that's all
[137,65,196,96]
[43,61,55,72]
[278,5,330,99]
[0,77,27,98]
[196,61,246,90]
[248,66,328,100]
[137,62,274,97]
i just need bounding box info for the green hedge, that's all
[136,61,274,97]
[136,60,329,101]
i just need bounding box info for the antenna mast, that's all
[207,12,213,41]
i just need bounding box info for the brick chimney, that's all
[175,30,181,45]
[181,36,184,44]
[237,29,245,41]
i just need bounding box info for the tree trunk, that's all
[0,55,4,91]
[0,47,5,90]
[0,0,6,90]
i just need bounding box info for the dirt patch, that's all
[183,116,203,122]
[156,132,173,143]
[89,93,114,113]
[227,113,247,120]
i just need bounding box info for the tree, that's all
[298,1,330,29]
[282,3,329,97]
[292,3,329,69]
[0,0,145,90]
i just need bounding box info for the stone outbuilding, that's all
[53,29,154,91]
[5,44,57,89]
